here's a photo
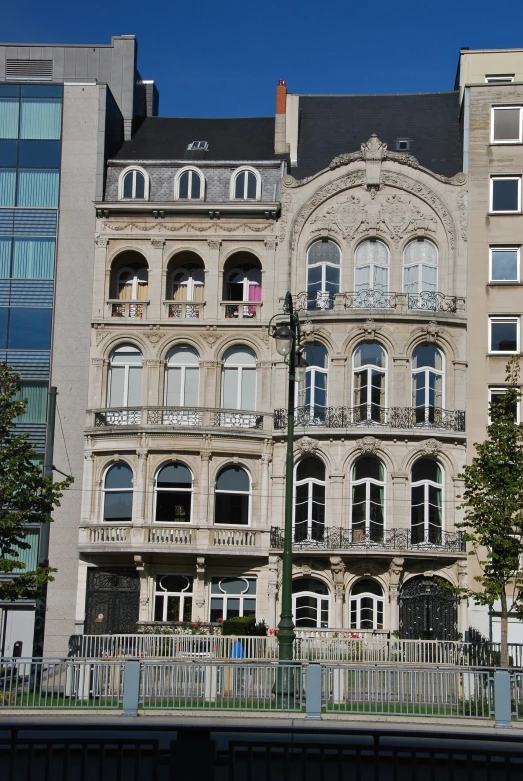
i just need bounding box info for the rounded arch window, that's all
[115,261,148,301]
[299,342,328,422]
[350,579,384,630]
[232,168,260,200]
[351,456,385,542]
[107,345,143,410]
[176,167,204,200]
[411,458,443,545]
[292,577,330,628]
[403,239,438,308]
[155,462,193,523]
[306,239,341,310]
[222,346,256,411]
[354,239,389,305]
[214,465,251,525]
[169,264,205,301]
[120,168,147,200]
[154,574,193,622]
[412,344,444,425]
[103,462,133,522]
[352,342,387,423]
[165,345,199,408]
[224,253,262,319]
[210,577,257,622]
[294,457,325,543]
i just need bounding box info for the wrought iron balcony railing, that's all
[290,291,462,313]
[270,526,466,553]
[274,406,465,432]
[89,406,270,430]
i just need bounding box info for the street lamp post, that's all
[271,292,308,666]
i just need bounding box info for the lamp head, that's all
[295,349,309,383]
[272,324,294,357]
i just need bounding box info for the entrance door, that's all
[0,608,35,657]
[399,576,457,640]
[84,568,140,635]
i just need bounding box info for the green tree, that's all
[458,357,523,666]
[0,362,72,601]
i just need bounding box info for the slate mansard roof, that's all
[114,117,282,162]
[292,91,462,179]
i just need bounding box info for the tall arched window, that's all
[116,262,148,301]
[108,345,143,407]
[176,167,204,200]
[350,579,384,630]
[232,168,259,200]
[412,344,444,425]
[353,342,387,423]
[403,239,438,308]
[306,239,341,310]
[222,347,256,410]
[411,458,443,545]
[103,463,133,522]
[294,457,325,542]
[120,169,147,200]
[354,239,389,305]
[292,577,330,629]
[224,264,262,319]
[299,342,328,422]
[165,346,199,407]
[155,462,193,523]
[170,265,205,302]
[214,465,251,525]
[351,457,385,542]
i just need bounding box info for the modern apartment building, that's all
[0,36,158,657]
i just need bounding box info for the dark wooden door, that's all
[85,568,140,635]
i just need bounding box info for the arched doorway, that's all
[399,576,457,640]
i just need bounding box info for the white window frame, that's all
[354,239,390,293]
[402,238,439,297]
[488,316,520,354]
[107,345,143,407]
[174,166,205,200]
[214,466,252,527]
[350,457,386,538]
[168,264,205,301]
[230,166,261,201]
[164,347,200,407]
[292,580,330,629]
[486,75,515,84]
[221,349,257,411]
[116,265,149,300]
[153,462,194,524]
[209,577,257,621]
[101,462,134,523]
[411,345,445,421]
[118,166,150,200]
[306,239,341,307]
[489,246,520,283]
[225,266,262,302]
[490,176,522,213]
[488,387,521,424]
[154,574,194,622]
[410,460,445,544]
[301,343,329,419]
[349,581,384,630]
[491,106,523,144]
[293,458,326,542]
[352,343,388,421]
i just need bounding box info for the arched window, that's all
[351,457,385,542]
[412,344,444,425]
[294,457,325,542]
[299,342,328,422]
[169,265,205,303]
[292,577,330,629]
[307,239,341,310]
[350,579,384,630]
[403,239,438,308]
[232,168,260,200]
[222,347,256,411]
[120,168,148,200]
[224,263,262,319]
[176,167,204,200]
[103,463,133,522]
[354,239,389,305]
[155,462,193,523]
[108,345,143,408]
[154,575,193,622]
[116,262,148,301]
[165,346,199,407]
[214,465,251,525]
[411,458,443,545]
[353,342,387,423]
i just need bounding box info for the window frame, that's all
[354,238,390,294]
[489,246,520,283]
[118,166,149,201]
[306,238,341,310]
[488,387,521,424]
[164,345,200,407]
[154,574,194,623]
[154,462,194,524]
[174,166,205,201]
[491,106,523,144]
[410,459,444,545]
[485,75,515,84]
[300,342,329,420]
[209,576,257,622]
[293,458,326,543]
[488,316,520,354]
[402,238,439,300]
[230,166,261,201]
[411,344,445,424]
[349,580,384,630]
[221,347,257,411]
[102,462,134,523]
[490,176,521,213]
[350,457,386,541]
[107,345,143,408]
[292,577,330,629]
[214,465,252,526]
[352,342,388,423]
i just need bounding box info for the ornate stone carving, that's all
[150,239,165,248]
[457,561,468,589]
[91,357,105,366]
[140,597,149,606]
[378,194,437,245]
[419,438,442,456]
[389,557,404,587]
[136,448,148,459]
[278,191,292,241]
[296,436,319,455]
[352,319,383,339]
[264,237,277,250]
[145,325,162,344]
[207,239,221,249]
[357,436,379,455]
[200,360,219,368]
[330,556,346,595]
[456,191,467,241]
[95,237,109,247]
[416,320,445,343]
[310,194,368,240]
[203,327,220,346]
[143,359,161,368]
[94,324,110,345]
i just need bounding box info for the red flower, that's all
[218,617,223,622]
[193,623,199,628]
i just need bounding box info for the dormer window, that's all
[175,167,205,200]
[187,141,208,151]
[396,138,410,151]
[118,166,149,200]
[486,74,515,84]
[231,167,261,200]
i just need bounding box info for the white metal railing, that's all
[165,300,204,319]
[108,300,149,319]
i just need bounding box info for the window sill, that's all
[487,281,522,285]
[488,211,522,216]
[489,141,523,146]
[487,351,521,356]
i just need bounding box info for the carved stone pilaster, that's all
[151,239,165,248]
[95,237,109,247]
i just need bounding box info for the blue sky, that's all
[3,0,523,117]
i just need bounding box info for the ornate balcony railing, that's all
[221,301,262,319]
[108,299,149,319]
[289,291,462,313]
[274,406,465,432]
[270,526,466,553]
[79,525,266,552]
[165,300,204,319]
[89,406,269,431]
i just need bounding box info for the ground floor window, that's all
[292,577,330,628]
[154,574,193,622]
[209,577,256,622]
[349,578,384,629]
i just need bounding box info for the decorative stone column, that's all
[388,557,404,633]
[90,357,107,410]
[144,358,162,407]
[80,445,94,523]
[201,360,220,409]
[267,555,279,629]
[135,556,150,623]
[260,444,272,528]
[194,557,206,621]
[135,446,148,523]
[330,356,347,408]
[391,472,408,531]
[330,556,346,628]
[206,239,221,320]
[148,239,165,319]
[199,447,211,525]
[392,357,410,408]
[74,560,89,634]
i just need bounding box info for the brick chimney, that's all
[274,79,290,154]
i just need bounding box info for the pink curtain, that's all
[248,284,262,302]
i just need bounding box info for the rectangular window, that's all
[0,237,11,277]
[486,75,515,84]
[17,169,59,207]
[489,317,519,353]
[0,168,16,207]
[490,247,520,282]
[154,575,193,623]
[16,381,48,423]
[20,98,62,140]
[492,107,522,143]
[0,139,17,166]
[0,308,7,349]
[12,238,55,279]
[8,307,52,350]
[210,577,256,622]
[18,140,61,168]
[491,177,521,212]
[0,98,19,139]
[489,387,520,424]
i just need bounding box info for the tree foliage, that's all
[0,362,72,600]
[458,357,523,665]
